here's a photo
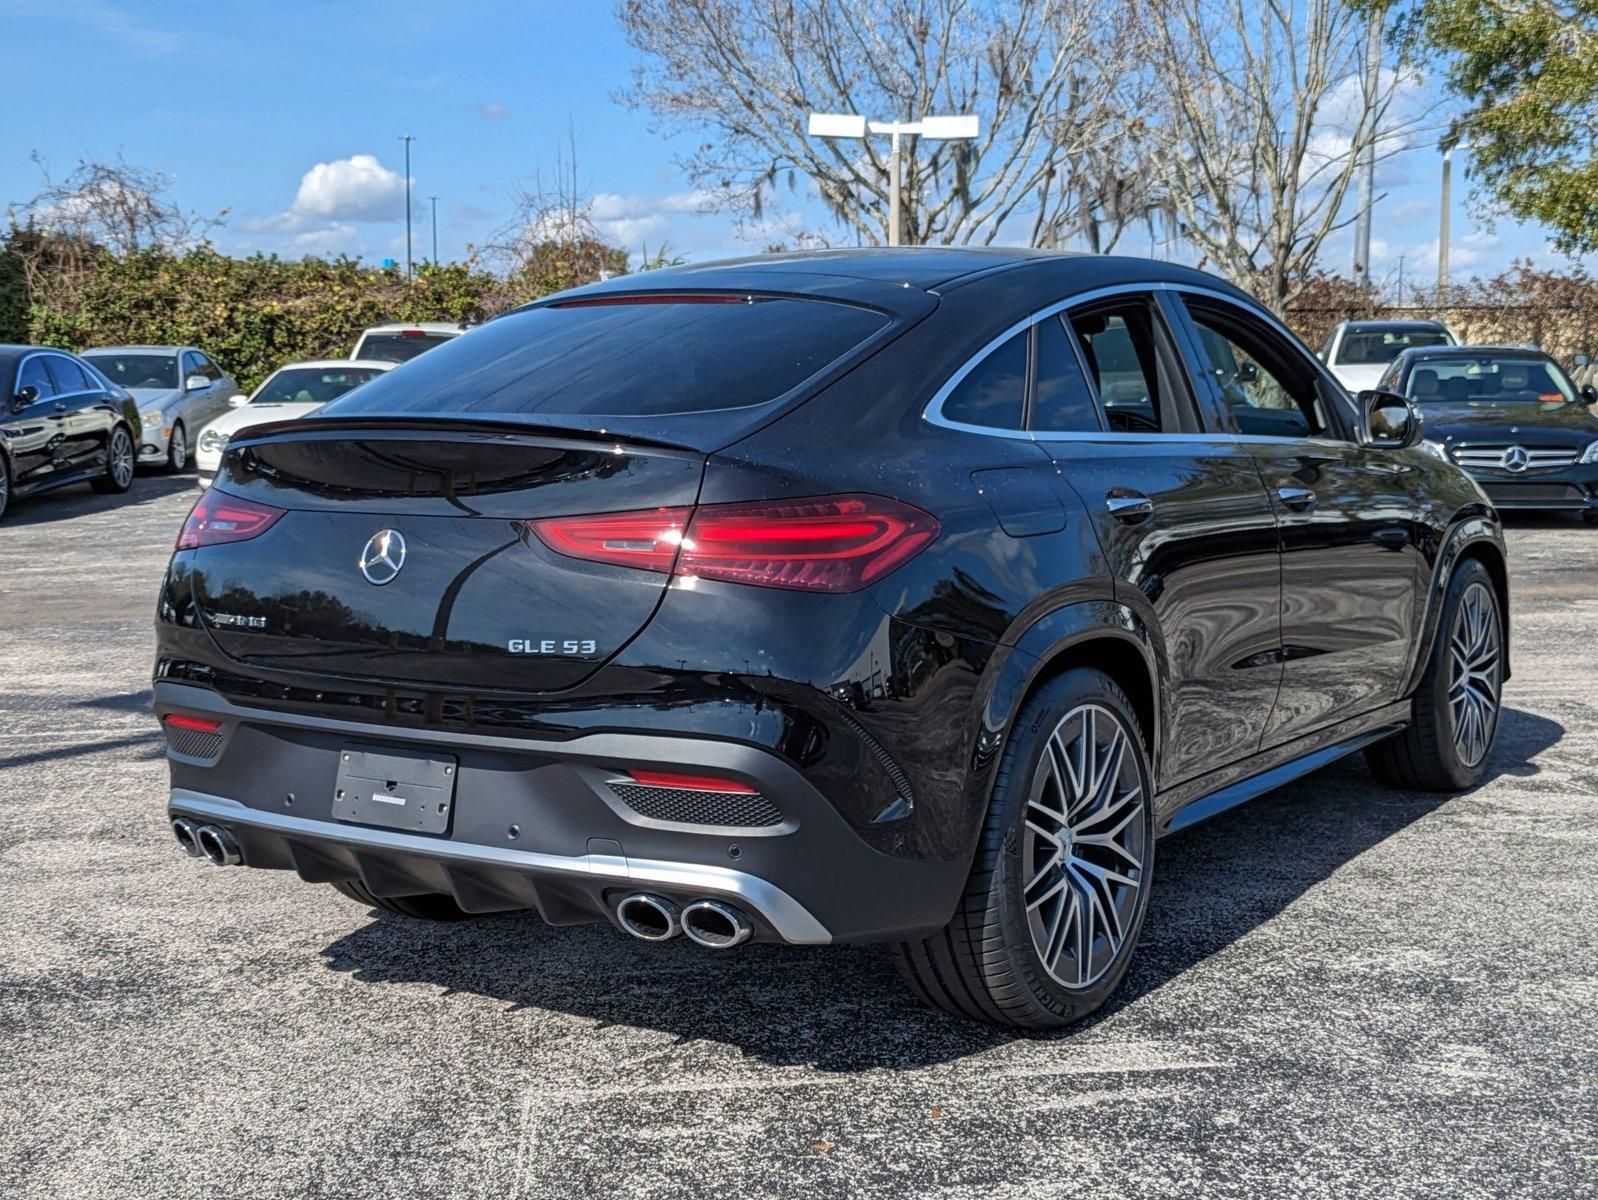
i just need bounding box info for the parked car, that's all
[194,360,393,489]
[349,322,462,364]
[1321,319,1456,392]
[1379,344,1598,521]
[80,346,239,473]
[0,344,138,520]
[155,250,1508,1029]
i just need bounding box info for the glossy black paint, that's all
[1384,344,1598,512]
[154,250,1508,941]
[0,344,139,504]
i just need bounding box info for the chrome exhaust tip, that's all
[616,893,681,941]
[681,899,752,949]
[170,817,204,859]
[195,824,242,867]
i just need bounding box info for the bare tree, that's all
[483,137,628,295]
[617,0,1157,248]
[1136,0,1424,313]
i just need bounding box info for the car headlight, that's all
[1581,440,1598,464]
[197,429,230,455]
[141,410,165,429]
[1418,439,1448,460]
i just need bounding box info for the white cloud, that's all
[479,102,510,120]
[286,154,407,225]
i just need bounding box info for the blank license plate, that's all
[333,746,457,834]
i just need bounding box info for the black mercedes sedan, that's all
[0,344,140,521]
[1379,344,1598,520]
[153,250,1508,1029]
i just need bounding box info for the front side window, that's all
[941,330,1027,429]
[16,356,57,401]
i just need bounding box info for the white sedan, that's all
[194,359,392,488]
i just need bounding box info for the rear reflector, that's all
[164,714,222,733]
[528,494,938,593]
[176,490,286,550]
[628,770,757,794]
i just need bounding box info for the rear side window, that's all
[46,355,94,394]
[1032,316,1102,433]
[329,298,888,417]
[942,330,1027,429]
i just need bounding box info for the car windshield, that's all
[253,366,385,404]
[325,296,890,419]
[1404,356,1578,405]
[1335,327,1451,366]
[81,353,178,389]
[353,332,456,362]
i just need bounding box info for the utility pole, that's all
[429,195,439,265]
[1352,11,1382,286]
[1438,133,1458,295]
[399,133,415,279]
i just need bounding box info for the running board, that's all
[1159,724,1404,835]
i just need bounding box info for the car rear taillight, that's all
[627,770,756,794]
[176,490,286,550]
[528,494,938,593]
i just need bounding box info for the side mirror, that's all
[185,373,210,391]
[227,393,248,408]
[1358,389,1423,449]
[12,383,39,410]
[1582,383,1598,406]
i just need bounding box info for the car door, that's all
[1032,293,1285,790]
[1171,293,1425,747]
[179,351,213,429]
[5,354,67,489]
[191,351,230,421]
[43,353,111,476]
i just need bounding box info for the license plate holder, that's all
[333,746,457,834]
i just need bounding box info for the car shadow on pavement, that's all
[2,472,196,527]
[317,704,1562,1070]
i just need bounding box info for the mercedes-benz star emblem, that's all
[358,529,407,585]
[1501,446,1530,473]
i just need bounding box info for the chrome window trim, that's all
[922,280,1356,444]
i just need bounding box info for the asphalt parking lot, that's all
[2,473,1595,1200]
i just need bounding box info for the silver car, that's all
[79,345,238,472]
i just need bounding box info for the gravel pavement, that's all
[2,473,1595,1199]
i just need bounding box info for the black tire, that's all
[330,879,477,921]
[1366,558,1503,791]
[90,424,136,494]
[892,668,1156,1030]
[0,453,9,521]
[163,421,188,473]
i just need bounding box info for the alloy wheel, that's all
[169,424,186,470]
[1448,581,1501,768]
[111,429,135,488]
[1021,703,1147,990]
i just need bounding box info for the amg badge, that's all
[507,638,598,655]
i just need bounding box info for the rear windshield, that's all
[353,332,457,362]
[1334,326,1451,366]
[81,353,178,389]
[323,296,889,419]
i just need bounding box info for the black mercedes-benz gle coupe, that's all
[154,249,1507,1029]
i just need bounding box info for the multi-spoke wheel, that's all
[892,668,1156,1029]
[91,425,136,494]
[1368,558,1503,791]
[1022,704,1147,990]
[164,422,188,473]
[1447,581,1501,769]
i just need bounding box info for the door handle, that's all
[1105,490,1154,524]
[1371,528,1408,550]
[52,402,67,412]
[1277,485,1316,512]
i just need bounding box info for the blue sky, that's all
[3,0,1581,288]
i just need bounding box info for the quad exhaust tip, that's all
[681,899,753,949]
[616,893,681,941]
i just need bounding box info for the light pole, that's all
[1352,10,1382,286]
[399,133,416,279]
[1438,133,1459,295]
[807,112,980,246]
[429,195,439,266]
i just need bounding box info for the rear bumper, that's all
[155,680,964,945]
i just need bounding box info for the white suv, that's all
[350,322,463,364]
[1321,320,1457,392]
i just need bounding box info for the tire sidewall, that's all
[1417,558,1500,790]
[106,425,135,492]
[988,668,1157,1022]
[167,422,187,472]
